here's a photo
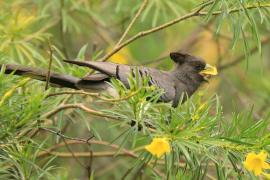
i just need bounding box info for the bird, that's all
[0,52,217,107]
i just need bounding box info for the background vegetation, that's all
[0,0,270,179]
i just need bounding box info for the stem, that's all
[115,0,148,47]
[45,40,53,90]
[98,3,270,62]
[42,103,121,120]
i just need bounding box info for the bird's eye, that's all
[189,61,205,71]
[195,64,204,70]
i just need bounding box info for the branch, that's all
[141,18,216,65]
[98,3,269,62]
[115,0,148,47]
[40,127,93,143]
[46,89,141,102]
[39,148,163,177]
[38,139,137,157]
[45,40,53,90]
[195,0,215,14]
[41,151,137,158]
[98,11,199,62]
[40,127,94,172]
[42,103,121,120]
[198,3,270,16]
[46,91,100,98]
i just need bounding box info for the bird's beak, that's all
[199,64,218,80]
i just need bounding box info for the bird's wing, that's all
[82,73,110,81]
[64,60,133,86]
[63,60,176,102]
[63,60,130,77]
[143,67,175,102]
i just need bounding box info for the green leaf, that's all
[76,44,88,60]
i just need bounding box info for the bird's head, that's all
[170,52,218,82]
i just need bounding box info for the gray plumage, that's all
[0,52,208,107]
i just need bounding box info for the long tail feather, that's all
[63,60,119,76]
[0,64,80,89]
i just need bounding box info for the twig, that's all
[40,127,92,143]
[38,139,137,158]
[195,0,215,14]
[46,91,100,98]
[98,11,200,62]
[86,149,93,179]
[38,128,136,159]
[141,18,216,65]
[46,89,141,102]
[45,40,53,90]
[97,2,269,62]
[40,151,137,158]
[198,3,270,16]
[42,103,121,120]
[39,149,163,177]
[38,138,163,177]
[87,0,148,75]
[40,127,94,174]
[115,0,148,47]
[61,132,88,168]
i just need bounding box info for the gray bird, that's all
[0,52,217,107]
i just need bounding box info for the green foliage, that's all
[0,0,270,179]
[0,72,57,179]
[103,76,270,179]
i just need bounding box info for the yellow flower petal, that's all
[244,152,257,170]
[254,166,262,176]
[244,161,252,171]
[191,113,200,121]
[145,138,170,158]
[258,151,268,161]
[263,162,270,169]
[243,151,270,177]
[107,47,130,64]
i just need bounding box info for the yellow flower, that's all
[191,113,200,121]
[107,47,130,64]
[145,137,170,158]
[198,103,207,112]
[8,10,36,32]
[149,85,156,91]
[243,151,270,176]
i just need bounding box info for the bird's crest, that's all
[169,52,189,64]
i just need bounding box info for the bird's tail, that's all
[0,64,80,89]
